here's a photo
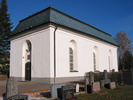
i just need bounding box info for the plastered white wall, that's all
[50,27,118,78]
[10,28,51,79]
[10,25,118,80]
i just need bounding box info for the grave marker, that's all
[7,95,28,100]
[57,85,74,100]
[85,72,89,92]
[6,77,18,99]
[76,83,79,93]
[100,80,105,88]
[87,84,92,93]
[104,70,110,84]
[89,72,94,85]
[110,82,116,89]
[51,84,66,98]
[92,82,100,93]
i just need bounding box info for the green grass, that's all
[77,86,133,100]
[55,86,133,100]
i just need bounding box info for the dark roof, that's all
[12,7,118,46]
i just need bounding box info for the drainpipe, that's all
[54,26,58,83]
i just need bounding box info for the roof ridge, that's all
[11,6,117,46]
[19,6,51,22]
[50,7,111,36]
[19,6,111,36]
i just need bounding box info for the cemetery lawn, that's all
[76,86,133,100]
[54,86,133,100]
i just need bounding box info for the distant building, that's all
[9,7,118,84]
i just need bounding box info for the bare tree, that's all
[115,32,132,70]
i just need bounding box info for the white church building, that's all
[10,7,118,84]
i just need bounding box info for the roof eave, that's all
[50,22,118,47]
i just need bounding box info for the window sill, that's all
[70,70,78,72]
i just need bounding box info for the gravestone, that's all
[6,77,18,99]
[111,69,116,82]
[92,82,100,93]
[104,70,110,84]
[51,84,66,98]
[76,83,79,93]
[85,72,89,84]
[85,72,89,92]
[7,94,28,100]
[110,82,116,89]
[87,84,92,93]
[57,85,74,100]
[112,69,115,72]
[89,71,94,85]
[104,84,110,89]
[100,80,105,88]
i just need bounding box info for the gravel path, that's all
[0,80,51,96]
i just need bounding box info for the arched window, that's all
[93,52,96,71]
[69,40,77,72]
[108,50,112,71]
[93,46,99,72]
[69,47,74,70]
[25,40,31,62]
[108,56,111,71]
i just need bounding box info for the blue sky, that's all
[7,0,133,50]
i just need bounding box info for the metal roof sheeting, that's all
[12,7,118,46]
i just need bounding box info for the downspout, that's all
[54,26,58,83]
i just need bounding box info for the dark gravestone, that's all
[104,70,110,84]
[104,70,110,89]
[6,77,18,99]
[57,85,74,100]
[89,72,94,85]
[105,82,116,89]
[112,69,115,72]
[7,95,28,100]
[87,84,92,93]
[85,72,89,84]
[40,92,51,98]
[51,84,66,98]
[104,84,110,89]
[85,72,89,92]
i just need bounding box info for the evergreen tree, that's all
[0,0,12,75]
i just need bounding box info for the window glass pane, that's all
[69,47,74,71]
[108,56,110,71]
[69,48,73,54]
[70,63,73,70]
[93,53,96,71]
[70,56,73,62]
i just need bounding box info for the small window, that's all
[93,46,99,72]
[69,47,74,71]
[93,53,96,71]
[69,40,78,72]
[108,56,111,71]
[109,50,112,71]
